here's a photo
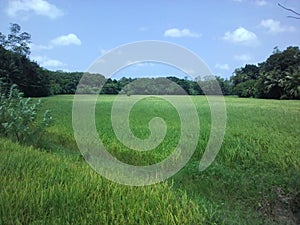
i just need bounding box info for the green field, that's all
[1,95,299,224]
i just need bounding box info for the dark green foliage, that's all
[0,24,233,97]
[231,64,259,97]
[0,24,50,97]
[231,46,300,99]
[121,77,185,95]
[101,78,119,94]
[43,46,299,99]
[216,76,233,96]
[47,70,84,94]
[117,76,232,96]
[0,46,51,97]
[47,71,117,95]
[2,24,298,100]
[234,79,257,98]
[256,46,300,99]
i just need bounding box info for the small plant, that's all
[0,81,52,145]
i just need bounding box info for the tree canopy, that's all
[0,23,31,57]
[0,23,299,99]
[0,24,49,97]
[231,46,300,99]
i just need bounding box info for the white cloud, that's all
[260,19,296,34]
[6,0,63,19]
[51,34,82,46]
[215,63,230,70]
[222,27,258,46]
[30,34,81,52]
[255,0,267,6]
[31,55,64,68]
[234,54,252,62]
[29,43,53,51]
[42,59,64,67]
[164,28,200,38]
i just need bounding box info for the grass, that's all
[0,138,206,225]
[1,95,299,224]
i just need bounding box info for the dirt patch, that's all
[258,186,300,225]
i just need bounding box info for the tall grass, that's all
[1,95,299,224]
[0,138,207,225]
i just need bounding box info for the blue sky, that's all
[0,0,299,79]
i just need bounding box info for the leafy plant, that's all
[0,81,52,145]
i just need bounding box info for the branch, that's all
[287,16,300,19]
[278,3,300,19]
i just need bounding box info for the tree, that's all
[0,46,50,97]
[101,78,119,94]
[0,23,31,57]
[215,76,233,95]
[257,46,300,99]
[230,46,300,99]
[230,64,259,97]
[0,24,50,97]
[234,80,257,98]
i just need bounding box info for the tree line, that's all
[0,24,299,99]
[231,46,300,99]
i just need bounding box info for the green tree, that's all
[216,76,233,95]
[231,64,259,97]
[0,23,31,57]
[0,24,50,97]
[101,78,119,94]
[257,46,300,99]
[0,46,50,97]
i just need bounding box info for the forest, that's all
[1,24,299,99]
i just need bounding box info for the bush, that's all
[0,82,52,146]
[234,80,257,98]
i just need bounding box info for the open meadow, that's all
[0,95,299,224]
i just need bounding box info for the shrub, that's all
[0,82,52,146]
